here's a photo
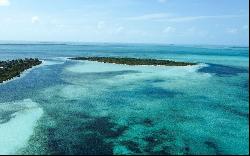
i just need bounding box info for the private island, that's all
[0,58,42,83]
[70,57,197,66]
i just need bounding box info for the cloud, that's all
[31,16,40,24]
[163,26,175,33]
[126,13,171,21]
[0,0,10,6]
[115,26,124,33]
[167,15,245,22]
[126,13,245,22]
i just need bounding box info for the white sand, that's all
[0,99,43,155]
[66,60,207,74]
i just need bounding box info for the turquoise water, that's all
[0,43,249,155]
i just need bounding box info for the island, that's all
[70,57,197,66]
[0,58,42,83]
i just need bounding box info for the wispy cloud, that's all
[126,13,246,22]
[126,13,171,21]
[166,15,245,22]
[163,26,175,33]
[31,16,40,24]
[0,0,10,6]
[115,26,124,33]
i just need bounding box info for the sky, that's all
[0,0,249,45]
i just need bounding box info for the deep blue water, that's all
[0,43,249,155]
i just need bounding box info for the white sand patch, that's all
[59,85,89,99]
[0,99,43,155]
[54,57,70,61]
[43,85,90,100]
[100,63,210,87]
[64,61,211,92]
[65,60,206,74]
[42,59,65,66]
[65,61,131,73]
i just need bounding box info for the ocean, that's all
[0,43,249,155]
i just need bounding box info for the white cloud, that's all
[163,26,175,33]
[167,15,244,22]
[31,16,40,24]
[126,13,171,21]
[115,26,124,33]
[0,0,10,6]
[126,13,245,22]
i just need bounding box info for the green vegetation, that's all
[0,58,42,83]
[70,57,197,66]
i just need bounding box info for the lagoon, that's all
[0,43,249,155]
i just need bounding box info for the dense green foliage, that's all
[0,58,42,83]
[70,57,197,66]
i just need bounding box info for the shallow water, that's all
[0,43,249,155]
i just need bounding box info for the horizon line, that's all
[0,40,249,47]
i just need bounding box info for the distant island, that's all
[70,57,197,66]
[0,58,42,83]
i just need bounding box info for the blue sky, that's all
[0,0,249,45]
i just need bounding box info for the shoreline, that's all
[66,58,208,75]
[0,60,45,85]
[69,57,198,67]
